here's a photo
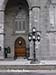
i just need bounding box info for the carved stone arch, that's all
[3,0,31,10]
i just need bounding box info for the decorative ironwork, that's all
[28,27,41,62]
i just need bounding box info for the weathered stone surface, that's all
[0,0,56,61]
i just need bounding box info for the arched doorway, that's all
[4,0,29,59]
[15,37,26,57]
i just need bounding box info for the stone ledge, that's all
[0,65,55,70]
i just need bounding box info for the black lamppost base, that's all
[30,59,39,64]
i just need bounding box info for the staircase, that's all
[0,60,56,70]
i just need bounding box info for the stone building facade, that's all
[0,0,56,61]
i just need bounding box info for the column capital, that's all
[29,6,40,10]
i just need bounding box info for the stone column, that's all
[32,7,40,61]
[29,9,32,32]
[29,9,33,59]
[39,5,50,60]
[32,7,40,30]
[0,10,4,59]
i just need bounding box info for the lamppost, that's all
[28,27,41,62]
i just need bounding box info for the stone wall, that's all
[0,0,56,60]
[30,0,56,60]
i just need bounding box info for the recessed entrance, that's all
[15,37,26,57]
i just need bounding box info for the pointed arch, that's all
[3,0,31,10]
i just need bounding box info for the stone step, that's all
[0,65,56,70]
[0,60,56,70]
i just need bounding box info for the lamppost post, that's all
[33,40,36,61]
[32,27,36,61]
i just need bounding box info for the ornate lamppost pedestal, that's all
[30,59,40,64]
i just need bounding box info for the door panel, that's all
[15,48,26,56]
[15,37,26,57]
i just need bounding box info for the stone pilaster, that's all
[32,7,40,30]
[29,9,33,59]
[31,6,40,61]
[29,9,32,31]
[0,10,4,59]
[39,5,50,60]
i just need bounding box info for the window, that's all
[49,4,56,28]
[23,21,25,30]
[19,21,21,31]
[15,20,26,31]
[15,9,28,33]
